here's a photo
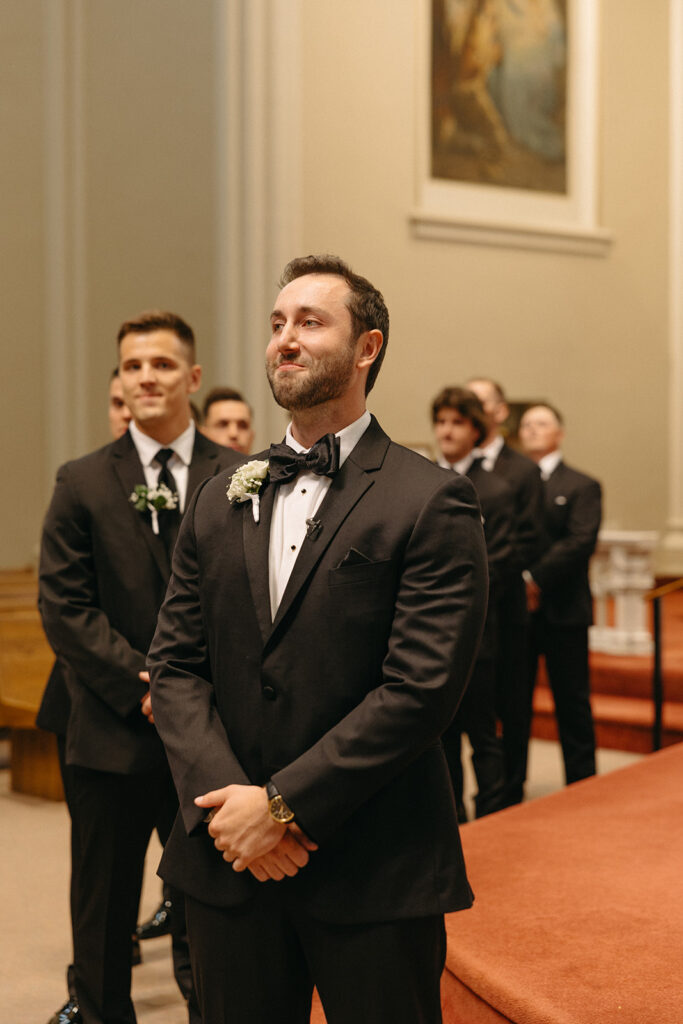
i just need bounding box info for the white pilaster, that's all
[214,0,302,451]
[43,0,88,478]
[661,0,683,574]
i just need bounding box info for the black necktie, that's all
[466,456,484,478]
[268,434,341,486]
[155,448,180,555]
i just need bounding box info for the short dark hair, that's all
[467,377,507,403]
[278,254,389,395]
[116,310,196,361]
[202,386,250,421]
[526,402,564,426]
[431,386,488,445]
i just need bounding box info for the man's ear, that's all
[356,329,383,370]
[188,364,202,394]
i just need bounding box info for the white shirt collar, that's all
[538,449,562,480]
[129,419,195,468]
[473,433,504,468]
[284,410,371,467]
[436,451,475,474]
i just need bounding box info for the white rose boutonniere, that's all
[129,483,179,513]
[227,460,269,522]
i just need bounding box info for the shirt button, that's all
[262,686,277,701]
[301,488,307,494]
[291,544,297,551]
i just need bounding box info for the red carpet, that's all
[442,744,683,1023]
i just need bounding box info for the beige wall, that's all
[1,0,220,567]
[0,0,673,568]
[298,0,670,533]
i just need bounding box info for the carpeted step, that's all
[443,744,683,1023]
[532,684,683,753]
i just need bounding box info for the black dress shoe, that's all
[137,897,173,940]
[46,999,82,1024]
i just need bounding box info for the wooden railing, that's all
[644,577,683,751]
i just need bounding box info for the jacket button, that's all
[262,686,277,701]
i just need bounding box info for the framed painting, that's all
[410,0,611,255]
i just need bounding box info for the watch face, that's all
[269,795,295,823]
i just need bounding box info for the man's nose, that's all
[276,322,299,351]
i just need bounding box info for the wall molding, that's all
[661,0,683,574]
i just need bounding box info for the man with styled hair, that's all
[148,255,488,1023]
[467,376,544,805]
[38,310,239,1024]
[201,386,255,454]
[431,385,512,819]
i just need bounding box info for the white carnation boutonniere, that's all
[227,460,269,522]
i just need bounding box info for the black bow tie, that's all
[268,434,341,486]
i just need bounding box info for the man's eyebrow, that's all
[270,304,326,321]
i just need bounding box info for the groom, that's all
[148,256,489,1023]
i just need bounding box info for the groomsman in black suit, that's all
[148,256,488,1023]
[467,378,544,804]
[38,311,239,1024]
[432,386,512,819]
[519,403,601,785]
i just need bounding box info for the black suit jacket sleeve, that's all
[274,475,488,843]
[39,463,146,718]
[531,476,602,593]
[149,479,252,834]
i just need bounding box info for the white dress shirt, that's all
[129,420,195,532]
[268,410,371,618]
[537,449,562,481]
[436,451,476,475]
[473,433,504,472]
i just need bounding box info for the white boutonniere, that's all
[227,459,269,522]
[129,483,179,513]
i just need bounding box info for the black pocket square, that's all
[336,547,372,568]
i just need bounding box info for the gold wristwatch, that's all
[265,780,295,824]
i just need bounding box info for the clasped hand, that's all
[195,784,318,883]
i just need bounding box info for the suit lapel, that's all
[111,433,170,580]
[187,433,222,498]
[269,417,390,641]
[242,472,277,644]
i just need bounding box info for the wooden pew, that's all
[0,568,63,800]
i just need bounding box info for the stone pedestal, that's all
[590,530,658,655]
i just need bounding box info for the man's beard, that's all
[266,344,356,412]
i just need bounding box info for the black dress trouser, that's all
[185,883,447,1024]
[527,614,597,785]
[58,739,198,1024]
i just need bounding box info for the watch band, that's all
[265,780,295,824]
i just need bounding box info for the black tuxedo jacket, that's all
[488,443,544,623]
[37,429,239,774]
[490,444,544,574]
[149,417,488,924]
[530,460,602,627]
[467,461,514,660]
